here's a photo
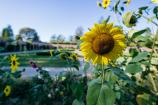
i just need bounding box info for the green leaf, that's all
[125,63,143,74]
[151,53,158,65]
[131,29,147,40]
[138,6,148,15]
[72,99,85,105]
[97,84,116,105]
[86,79,101,105]
[83,62,90,72]
[129,48,139,57]
[120,7,124,12]
[130,52,149,62]
[153,6,158,20]
[136,93,150,105]
[122,12,137,28]
[102,16,111,24]
[86,79,116,105]
[104,70,118,84]
[113,0,121,13]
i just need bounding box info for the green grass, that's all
[0,53,79,67]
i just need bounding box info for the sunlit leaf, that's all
[72,99,85,105]
[130,52,149,62]
[86,79,116,105]
[126,63,143,74]
[131,29,148,40]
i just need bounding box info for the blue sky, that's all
[0,0,156,42]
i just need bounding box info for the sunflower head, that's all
[126,0,131,6]
[10,55,20,73]
[102,0,111,8]
[151,0,158,3]
[80,23,126,65]
[4,85,11,97]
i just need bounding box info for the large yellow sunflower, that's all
[80,23,126,65]
[4,85,11,97]
[10,55,20,73]
[102,0,111,8]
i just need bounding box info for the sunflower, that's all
[4,85,11,97]
[102,0,111,8]
[126,0,131,6]
[10,55,20,73]
[80,23,126,65]
[151,0,158,3]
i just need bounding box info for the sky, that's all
[0,0,157,42]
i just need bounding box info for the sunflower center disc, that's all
[92,34,114,55]
[13,60,16,65]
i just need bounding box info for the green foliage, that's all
[126,63,143,74]
[130,52,149,63]
[131,29,148,40]
[72,99,84,105]
[86,79,116,105]
[153,6,158,20]
[123,12,137,28]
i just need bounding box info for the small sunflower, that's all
[151,0,158,3]
[10,55,20,73]
[4,85,11,97]
[102,0,111,8]
[80,23,126,65]
[126,0,131,6]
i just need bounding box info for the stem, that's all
[101,64,105,84]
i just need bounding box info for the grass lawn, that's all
[0,53,79,67]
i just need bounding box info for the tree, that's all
[56,34,65,42]
[69,35,74,42]
[16,34,23,41]
[19,27,40,42]
[50,34,57,43]
[74,26,84,41]
[1,25,14,42]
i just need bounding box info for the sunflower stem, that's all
[101,64,105,84]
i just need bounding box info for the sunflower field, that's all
[1,0,158,105]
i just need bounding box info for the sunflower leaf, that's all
[125,63,143,74]
[153,6,158,20]
[130,52,149,62]
[138,6,148,15]
[83,62,90,72]
[72,99,85,105]
[131,29,148,40]
[86,78,116,105]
